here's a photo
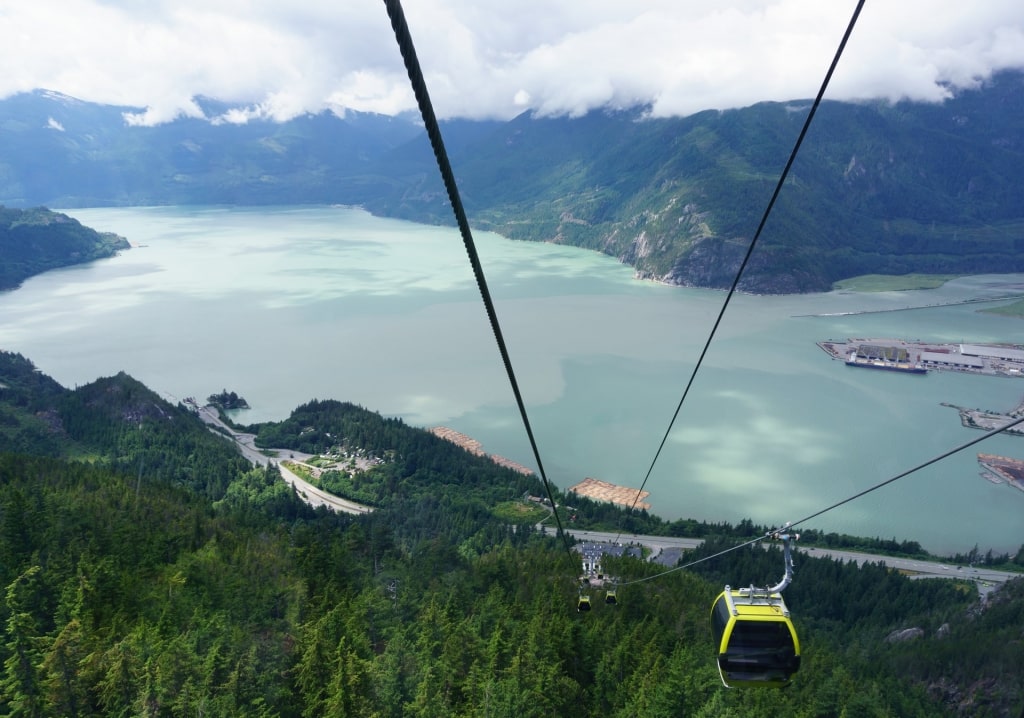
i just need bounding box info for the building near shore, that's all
[960,344,1024,362]
[576,542,643,575]
[920,351,984,369]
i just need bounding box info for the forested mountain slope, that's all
[2,73,1023,292]
[375,71,1024,293]
[1,352,1022,715]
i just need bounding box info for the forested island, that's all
[0,206,130,291]
[207,389,250,411]
[1,350,1022,716]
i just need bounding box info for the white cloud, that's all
[122,97,206,127]
[46,117,65,131]
[1,0,1022,124]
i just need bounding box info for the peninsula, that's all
[0,206,130,290]
[942,394,1024,437]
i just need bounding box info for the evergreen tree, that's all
[2,566,45,718]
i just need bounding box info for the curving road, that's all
[195,405,373,515]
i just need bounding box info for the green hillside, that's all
[0,206,129,291]
[373,72,1024,293]
[1,352,1022,715]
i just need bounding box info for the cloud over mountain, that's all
[2,1,1023,124]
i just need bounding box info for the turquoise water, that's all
[2,205,1022,554]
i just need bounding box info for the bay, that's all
[2,205,1022,555]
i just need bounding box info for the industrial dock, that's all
[818,338,1024,377]
[822,339,1024,490]
[978,454,1024,493]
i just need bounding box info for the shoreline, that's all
[429,426,535,476]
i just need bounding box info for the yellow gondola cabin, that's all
[711,586,801,687]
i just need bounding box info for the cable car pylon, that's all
[710,530,801,688]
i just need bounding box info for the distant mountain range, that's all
[2,72,1023,293]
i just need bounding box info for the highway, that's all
[195,406,1019,594]
[541,527,1020,596]
[800,546,1017,596]
[195,405,373,515]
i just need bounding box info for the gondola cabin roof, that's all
[711,588,800,688]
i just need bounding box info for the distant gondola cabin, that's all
[711,587,800,688]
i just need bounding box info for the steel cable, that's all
[619,0,867,533]
[383,0,575,564]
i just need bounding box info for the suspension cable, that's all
[382,0,575,563]
[618,0,867,532]
[617,413,1024,587]
[382,0,1015,594]
[781,413,1024,533]
[619,534,766,587]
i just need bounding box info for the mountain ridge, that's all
[2,73,1023,292]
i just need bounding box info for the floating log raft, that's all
[429,426,535,476]
[568,477,651,511]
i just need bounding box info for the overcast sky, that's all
[2,1,1023,125]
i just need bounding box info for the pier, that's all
[977,454,1024,494]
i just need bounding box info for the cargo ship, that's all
[845,352,927,374]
